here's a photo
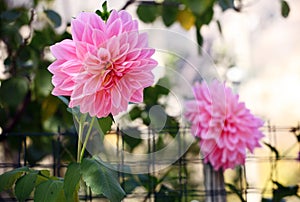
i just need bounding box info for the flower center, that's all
[83,47,122,89]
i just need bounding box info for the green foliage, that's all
[63,162,81,201]
[0,167,30,192]
[44,9,61,28]
[34,179,66,202]
[135,0,290,48]
[137,4,160,23]
[15,171,39,201]
[98,115,113,135]
[219,0,235,11]
[95,1,112,21]
[80,157,126,202]
[0,158,126,201]
[281,0,290,18]
[0,77,28,108]
[162,0,179,26]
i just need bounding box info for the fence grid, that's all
[0,122,299,201]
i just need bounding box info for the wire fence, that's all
[0,122,299,201]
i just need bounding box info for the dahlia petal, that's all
[107,36,120,59]
[127,32,139,48]
[48,60,64,74]
[82,24,94,44]
[83,75,101,95]
[48,10,157,118]
[111,87,122,108]
[61,60,83,76]
[92,29,107,46]
[106,10,119,27]
[52,87,71,96]
[130,89,143,103]
[107,19,122,38]
[119,10,132,24]
[185,80,264,170]
[86,12,106,31]
[71,19,85,41]
[50,39,76,60]
[137,32,148,48]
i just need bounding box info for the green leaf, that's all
[137,4,160,23]
[81,157,126,202]
[219,0,234,11]
[264,142,280,160]
[0,77,29,108]
[15,171,38,201]
[129,106,142,120]
[39,170,50,177]
[162,1,178,27]
[95,1,112,21]
[35,68,52,97]
[98,115,113,135]
[273,181,299,202]
[63,163,81,202]
[44,9,62,28]
[35,170,51,186]
[57,96,69,106]
[0,10,21,22]
[34,179,66,202]
[0,167,30,192]
[121,177,139,194]
[137,174,158,191]
[281,0,290,18]
[187,0,214,16]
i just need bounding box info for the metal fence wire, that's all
[0,122,299,202]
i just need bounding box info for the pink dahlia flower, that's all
[48,10,158,118]
[185,81,264,171]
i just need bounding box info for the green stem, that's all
[77,113,87,163]
[79,116,96,161]
[77,117,83,163]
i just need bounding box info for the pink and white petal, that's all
[106,36,120,59]
[107,19,122,38]
[71,19,85,41]
[83,75,102,95]
[92,29,107,47]
[136,32,148,48]
[106,10,119,27]
[111,86,122,108]
[61,60,83,76]
[50,39,76,60]
[52,86,71,96]
[130,89,143,103]
[82,23,94,44]
[48,60,65,74]
[86,12,106,31]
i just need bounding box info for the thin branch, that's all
[120,0,136,10]
[120,0,180,10]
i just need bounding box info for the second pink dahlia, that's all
[48,10,158,118]
[185,80,264,171]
